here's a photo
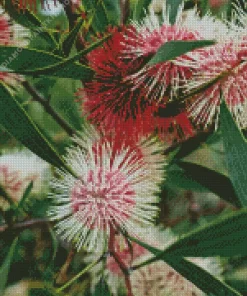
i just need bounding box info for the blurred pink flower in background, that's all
[209,0,229,9]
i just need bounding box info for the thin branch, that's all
[22,81,75,136]
[120,0,130,24]
[109,227,133,296]
[55,248,76,286]
[0,218,49,233]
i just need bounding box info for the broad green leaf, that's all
[148,40,215,66]
[220,100,247,207]
[62,19,84,57]
[162,209,247,257]
[0,47,93,81]
[130,238,240,295]
[177,161,240,207]
[0,238,18,293]
[0,83,72,173]
[132,0,152,20]
[4,0,57,47]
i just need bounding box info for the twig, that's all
[22,81,75,136]
[120,0,130,24]
[109,227,133,296]
[55,248,76,286]
[0,218,49,233]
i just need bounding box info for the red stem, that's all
[108,227,133,296]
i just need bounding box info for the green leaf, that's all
[0,47,93,81]
[165,165,210,193]
[0,82,71,172]
[162,209,247,257]
[132,0,152,20]
[62,19,84,57]
[130,238,241,295]
[4,0,57,47]
[147,40,215,66]
[83,0,120,32]
[166,0,184,24]
[17,181,33,213]
[0,238,18,293]
[165,258,241,296]
[177,161,241,207]
[220,99,247,207]
[93,278,111,296]
[21,35,110,77]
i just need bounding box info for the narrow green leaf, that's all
[0,83,71,172]
[166,0,184,24]
[165,165,210,193]
[165,258,241,296]
[17,181,33,213]
[147,40,215,66]
[62,19,84,57]
[130,238,241,295]
[83,0,120,32]
[0,47,93,81]
[0,238,18,293]
[163,209,247,257]
[23,35,110,77]
[177,161,241,207]
[93,278,111,296]
[4,0,57,47]
[132,0,152,20]
[220,99,247,207]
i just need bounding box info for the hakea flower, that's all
[0,151,50,210]
[131,260,202,296]
[178,37,247,129]
[81,4,225,142]
[0,6,29,87]
[48,127,165,252]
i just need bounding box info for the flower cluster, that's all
[78,2,247,143]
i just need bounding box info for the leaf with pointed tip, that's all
[62,19,84,57]
[93,278,111,296]
[0,47,93,81]
[166,0,184,24]
[130,237,241,295]
[163,209,247,258]
[0,83,72,173]
[177,161,240,207]
[147,40,215,66]
[132,0,152,20]
[0,238,18,293]
[220,99,247,207]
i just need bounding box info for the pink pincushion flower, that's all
[180,38,247,129]
[130,260,204,296]
[0,6,29,87]
[209,0,229,9]
[0,151,50,210]
[0,11,11,44]
[48,127,164,252]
